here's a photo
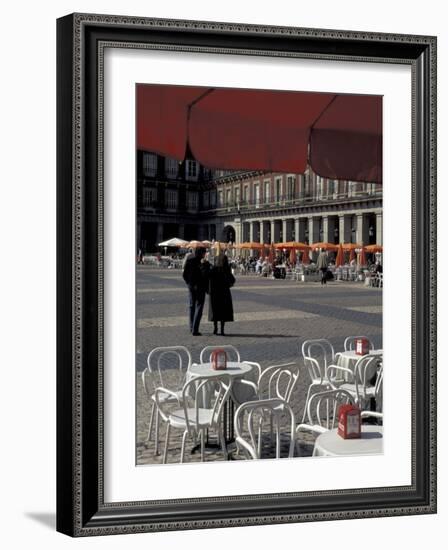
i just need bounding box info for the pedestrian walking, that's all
[182,247,210,335]
[317,248,329,285]
[208,252,235,336]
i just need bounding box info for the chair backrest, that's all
[373,364,384,411]
[257,362,299,403]
[144,346,192,393]
[181,374,232,434]
[234,399,296,459]
[344,336,375,351]
[306,389,355,430]
[301,339,335,380]
[353,354,382,398]
[199,345,241,364]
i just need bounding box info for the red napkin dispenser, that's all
[355,337,369,355]
[338,404,361,439]
[211,349,227,370]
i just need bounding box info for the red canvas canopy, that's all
[137,84,382,183]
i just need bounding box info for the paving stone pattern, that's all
[136,267,382,465]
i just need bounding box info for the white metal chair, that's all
[155,374,232,463]
[231,361,299,406]
[327,354,382,410]
[300,339,339,422]
[295,389,355,454]
[234,399,296,459]
[142,346,192,454]
[343,335,375,352]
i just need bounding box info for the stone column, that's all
[259,221,265,244]
[339,215,350,244]
[308,217,320,245]
[282,219,288,242]
[356,214,366,244]
[249,221,254,242]
[294,218,300,242]
[322,216,329,243]
[376,212,383,246]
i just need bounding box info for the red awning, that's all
[137,84,382,183]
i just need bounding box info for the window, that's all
[142,187,157,207]
[185,160,198,181]
[316,176,323,199]
[165,157,178,179]
[143,153,157,177]
[264,180,270,203]
[275,177,282,203]
[218,190,224,207]
[203,191,210,208]
[328,179,335,196]
[254,182,260,207]
[234,186,241,205]
[187,191,198,210]
[287,175,296,200]
[243,185,249,203]
[226,188,232,206]
[210,190,216,207]
[165,189,178,209]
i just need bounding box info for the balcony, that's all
[201,189,383,215]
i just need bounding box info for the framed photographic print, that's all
[56,13,437,536]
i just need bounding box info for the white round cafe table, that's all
[188,361,254,379]
[313,426,383,457]
[188,361,256,405]
[337,349,383,380]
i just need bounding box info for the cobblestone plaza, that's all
[136,268,382,465]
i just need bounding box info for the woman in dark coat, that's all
[208,252,235,335]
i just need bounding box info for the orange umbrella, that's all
[274,241,309,250]
[349,248,356,263]
[310,242,339,252]
[335,243,344,267]
[235,242,264,250]
[364,244,383,253]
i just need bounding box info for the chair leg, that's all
[180,430,188,463]
[200,430,205,462]
[219,429,228,460]
[154,411,160,455]
[301,385,314,423]
[162,423,171,464]
[275,415,281,459]
[146,402,155,442]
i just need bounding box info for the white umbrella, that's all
[157,238,188,247]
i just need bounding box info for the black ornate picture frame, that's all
[56,13,437,536]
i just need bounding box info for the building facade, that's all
[137,151,383,253]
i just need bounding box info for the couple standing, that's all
[182,247,235,336]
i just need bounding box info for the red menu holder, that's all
[211,348,227,371]
[338,404,361,439]
[355,337,369,355]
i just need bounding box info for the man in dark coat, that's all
[182,247,210,335]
